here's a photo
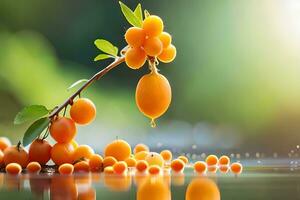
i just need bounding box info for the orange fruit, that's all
[148,165,161,175]
[230,162,243,174]
[0,137,11,151]
[185,178,220,200]
[135,151,150,161]
[171,159,185,172]
[159,32,172,48]
[104,166,114,174]
[160,150,172,162]
[219,155,230,166]
[89,154,103,172]
[145,152,164,167]
[74,161,90,173]
[73,145,94,161]
[125,157,137,167]
[29,139,52,165]
[194,161,207,174]
[134,143,149,154]
[104,139,131,161]
[142,15,164,37]
[137,177,171,200]
[178,156,188,164]
[219,165,229,173]
[103,156,117,168]
[50,117,77,143]
[113,161,128,174]
[205,155,218,166]
[3,145,29,167]
[158,44,176,63]
[143,37,163,56]
[125,27,146,48]
[26,162,41,174]
[58,163,74,175]
[136,72,171,120]
[125,47,147,69]
[70,98,96,125]
[50,176,77,200]
[5,163,22,175]
[136,160,149,172]
[51,142,74,165]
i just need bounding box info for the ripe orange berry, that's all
[145,152,164,167]
[58,163,74,175]
[73,145,94,162]
[104,139,132,161]
[89,154,103,172]
[6,163,22,175]
[143,37,163,56]
[74,161,90,173]
[135,151,149,161]
[158,44,176,63]
[159,32,172,48]
[125,47,147,69]
[160,150,172,162]
[113,161,128,174]
[125,157,137,167]
[137,177,171,200]
[125,27,146,48]
[136,160,148,172]
[70,98,96,125]
[134,143,149,154]
[104,166,114,174]
[205,155,218,166]
[178,156,188,164]
[26,162,41,174]
[148,165,161,175]
[185,178,220,200]
[29,139,52,165]
[171,159,185,172]
[219,155,230,166]
[3,145,29,168]
[51,142,74,165]
[194,161,207,174]
[0,137,11,151]
[103,156,117,168]
[136,72,171,120]
[50,117,77,143]
[230,162,243,174]
[142,15,164,37]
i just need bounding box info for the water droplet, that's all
[150,119,156,128]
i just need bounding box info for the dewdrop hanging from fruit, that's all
[123,5,176,127]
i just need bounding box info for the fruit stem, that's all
[48,56,125,119]
[148,57,158,74]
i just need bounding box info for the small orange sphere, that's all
[89,154,103,172]
[26,162,41,174]
[159,32,172,48]
[135,151,149,161]
[142,15,164,37]
[51,142,74,166]
[0,137,11,151]
[219,165,229,173]
[185,178,220,200]
[145,152,164,167]
[58,163,74,175]
[219,155,230,166]
[6,163,22,175]
[160,150,172,162]
[206,155,218,166]
[136,72,171,120]
[74,161,90,173]
[125,27,146,48]
[125,157,137,167]
[134,143,150,154]
[171,159,185,172]
[143,37,163,56]
[104,139,132,161]
[70,98,96,125]
[113,161,128,174]
[194,161,207,174]
[104,166,114,174]
[148,165,161,175]
[178,156,188,164]
[136,160,149,172]
[103,156,118,168]
[125,47,147,69]
[50,117,77,143]
[137,177,171,200]
[73,145,94,162]
[231,162,243,174]
[29,139,52,165]
[158,44,176,63]
[3,145,29,168]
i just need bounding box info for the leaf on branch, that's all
[67,79,89,91]
[94,54,113,62]
[144,9,150,18]
[134,3,143,21]
[14,105,49,125]
[23,117,50,146]
[94,39,118,56]
[119,1,142,27]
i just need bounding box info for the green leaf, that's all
[144,9,150,18]
[94,54,113,62]
[119,1,142,27]
[67,79,88,91]
[23,117,50,146]
[134,4,143,21]
[14,105,49,125]
[94,39,118,56]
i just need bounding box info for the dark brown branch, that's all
[48,56,125,119]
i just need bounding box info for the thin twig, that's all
[48,56,125,119]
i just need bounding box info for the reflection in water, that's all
[4,175,24,191]
[103,173,132,191]
[50,176,78,200]
[185,177,220,200]
[29,175,51,199]
[137,176,171,200]
[171,172,185,186]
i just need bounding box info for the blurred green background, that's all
[0,0,300,155]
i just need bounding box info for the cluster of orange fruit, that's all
[1,133,242,175]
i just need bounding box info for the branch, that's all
[48,56,125,119]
